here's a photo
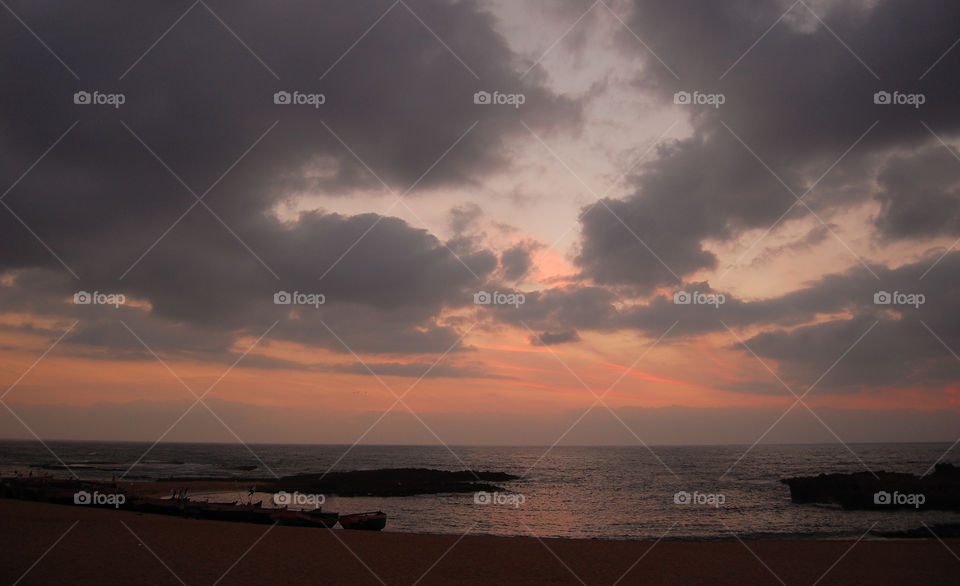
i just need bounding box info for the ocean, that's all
[2,440,958,540]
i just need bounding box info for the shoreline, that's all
[3,500,959,585]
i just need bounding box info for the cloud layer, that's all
[1,0,958,440]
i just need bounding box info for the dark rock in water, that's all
[871,523,960,539]
[782,462,960,510]
[271,468,519,497]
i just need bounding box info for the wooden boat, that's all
[338,511,387,531]
[302,507,340,528]
[184,500,271,524]
[270,508,338,528]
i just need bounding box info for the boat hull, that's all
[270,509,338,528]
[339,511,387,531]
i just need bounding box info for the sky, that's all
[1,0,959,446]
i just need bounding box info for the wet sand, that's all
[1,499,957,585]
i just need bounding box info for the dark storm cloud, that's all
[0,212,497,357]
[704,252,960,394]
[499,240,539,282]
[492,285,620,332]
[488,249,960,393]
[734,254,960,394]
[573,0,960,290]
[874,145,960,239]
[0,1,579,356]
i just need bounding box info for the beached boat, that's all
[302,507,340,528]
[185,501,272,524]
[270,508,338,528]
[338,511,387,531]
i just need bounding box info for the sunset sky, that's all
[1,0,959,445]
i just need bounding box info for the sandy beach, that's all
[1,499,957,585]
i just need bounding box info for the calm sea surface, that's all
[2,441,958,540]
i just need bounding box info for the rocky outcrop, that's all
[782,463,960,510]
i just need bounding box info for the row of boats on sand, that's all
[0,475,387,531]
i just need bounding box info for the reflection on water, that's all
[2,441,959,540]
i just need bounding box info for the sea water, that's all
[1,440,958,540]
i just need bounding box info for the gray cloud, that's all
[874,145,960,239]
[529,330,581,346]
[499,240,539,281]
[572,0,960,290]
[0,0,580,357]
[0,210,498,358]
[448,202,485,235]
[1,0,958,419]
[487,249,960,394]
[736,259,960,394]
